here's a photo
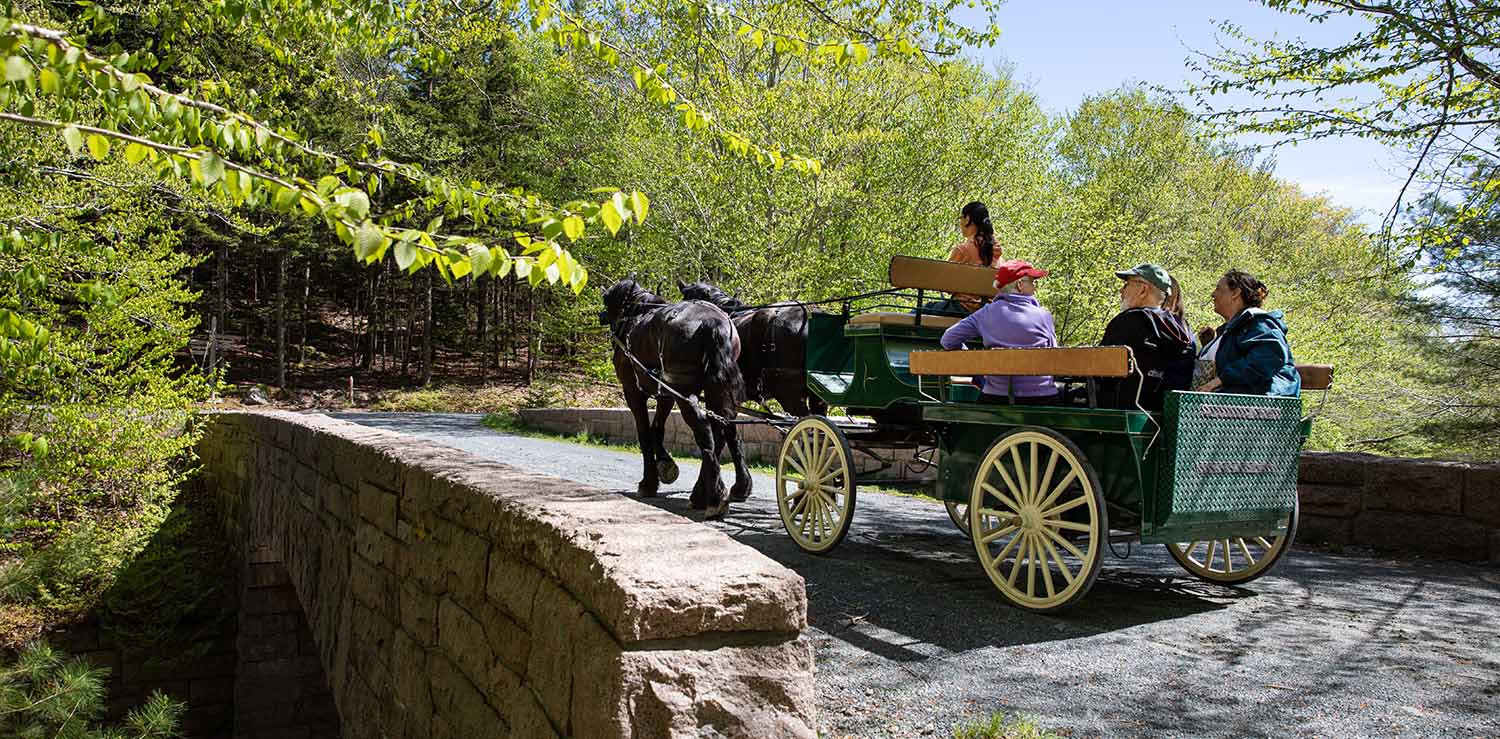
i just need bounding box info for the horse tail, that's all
[704,315,746,408]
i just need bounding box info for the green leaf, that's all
[491,251,513,279]
[355,222,384,261]
[334,190,370,220]
[468,244,493,276]
[629,191,649,224]
[394,240,417,271]
[598,199,623,235]
[38,67,59,94]
[61,126,82,155]
[197,151,225,185]
[562,215,584,241]
[513,258,532,281]
[123,142,150,164]
[4,55,31,82]
[86,134,110,161]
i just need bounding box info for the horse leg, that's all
[678,401,728,520]
[625,386,660,498]
[651,396,679,485]
[719,419,753,502]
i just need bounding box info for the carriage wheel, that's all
[944,501,971,536]
[969,427,1106,612]
[776,416,857,554]
[1166,498,1298,584]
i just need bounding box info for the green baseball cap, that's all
[1115,263,1172,294]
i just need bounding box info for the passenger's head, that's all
[993,259,1046,296]
[1162,275,1186,320]
[1114,264,1171,311]
[1211,269,1267,320]
[960,201,996,265]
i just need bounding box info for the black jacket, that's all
[1099,307,1195,410]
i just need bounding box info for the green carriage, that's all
[773,256,1332,611]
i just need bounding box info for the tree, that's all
[1190,0,1500,457]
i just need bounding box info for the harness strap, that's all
[610,333,732,427]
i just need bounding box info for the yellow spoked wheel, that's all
[970,428,1105,612]
[1166,500,1298,584]
[945,501,971,536]
[776,416,856,554]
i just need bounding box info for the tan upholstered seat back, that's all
[1296,364,1334,390]
[846,312,962,330]
[908,347,1132,378]
[888,255,997,297]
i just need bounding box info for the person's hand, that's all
[1194,377,1222,392]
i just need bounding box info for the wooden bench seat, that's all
[846,312,963,330]
[888,255,997,295]
[909,347,1132,378]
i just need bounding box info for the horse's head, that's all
[601,278,665,325]
[677,280,748,314]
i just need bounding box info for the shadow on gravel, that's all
[628,491,1244,658]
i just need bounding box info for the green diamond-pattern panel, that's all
[1160,392,1302,520]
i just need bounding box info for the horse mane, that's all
[604,279,667,321]
[678,281,753,316]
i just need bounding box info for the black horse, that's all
[601,279,752,519]
[677,280,828,417]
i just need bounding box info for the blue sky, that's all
[967,0,1408,222]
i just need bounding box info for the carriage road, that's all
[332,412,1500,739]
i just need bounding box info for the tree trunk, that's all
[215,236,227,363]
[477,277,489,380]
[401,275,412,378]
[525,287,537,383]
[364,269,378,371]
[299,259,310,366]
[276,249,287,389]
[421,270,434,386]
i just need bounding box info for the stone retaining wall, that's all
[197,411,816,738]
[518,407,1500,563]
[1298,452,1500,562]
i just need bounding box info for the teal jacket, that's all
[1214,308,1301,397]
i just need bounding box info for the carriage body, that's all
[770,255,1327,611]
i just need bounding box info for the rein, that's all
[608,333,732,426]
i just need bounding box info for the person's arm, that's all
[1216,323,1290,390]
[941,312,981,350]
[1044,311,1058,348]
[1100,312,1142,347]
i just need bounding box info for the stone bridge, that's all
[195,411,817,738]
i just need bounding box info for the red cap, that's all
[994,259,1048,287]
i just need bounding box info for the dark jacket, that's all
[1214,308,1301,396]
[1099,306,1195,410]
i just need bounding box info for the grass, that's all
[951,713,1064,739]
[372,374,621,414]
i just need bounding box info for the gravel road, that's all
[331,412,1500,739]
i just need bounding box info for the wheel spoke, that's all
[1035,448,1060,509]
[1050,520,1092,532]
[1008,444,1027,501]
[991,527,1024,569]
[979,524,1019,545]
[1037,535,1057,597]
[1041,495,1087,520]
[1237,538,1256,568]
[990,455,1025,506]
[1025,535,1039,597]
[1040,535,1075,586]
[1040,525,1087,561]
[979,483,1023,515]
[1205,540,1219,571]
[1255,536,1274,549]
[790,491,810,516]
[1035,468,1079,512]
[1005,534,1027,588]
[1027,441,1040,505]
[1223,539,1234,572]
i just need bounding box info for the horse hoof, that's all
[730,483,751,502]
[637,482,659,498]
[703,498,729,520]
[657,458,680,485]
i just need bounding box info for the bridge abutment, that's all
[197,410,816,738]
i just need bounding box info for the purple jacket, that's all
[939,294,1058,397]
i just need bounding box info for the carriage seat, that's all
[846,312,963,330]
[908,346,1133,378]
